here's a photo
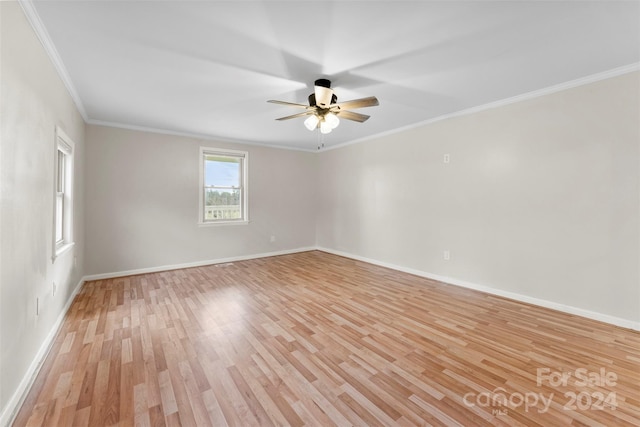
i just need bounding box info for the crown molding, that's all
[322,62,640,152]
[15,0,639,154]
[86,119,317,153]
[18,0,89,121]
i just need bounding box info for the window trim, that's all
[52,127,75,261]
[198,146,249,226]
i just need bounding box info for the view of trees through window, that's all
[204,154,243,220]
[204,189,241,220]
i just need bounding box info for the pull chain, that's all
[317,129,325,151]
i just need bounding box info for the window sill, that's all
[198,220,249,227]
[52,241,75,262]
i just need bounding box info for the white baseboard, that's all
[0,246,315,426]
[0,277,85,427]
[317,247,640,332]
[82,246,317,281]
[85,245,640,331]
[3,245,636,426]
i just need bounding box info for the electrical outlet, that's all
[270,235,276,243]
[53,282,56,296]
[443,250,451,261]
[443,153,450,164]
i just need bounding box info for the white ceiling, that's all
[28,0,640,151]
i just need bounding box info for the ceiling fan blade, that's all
[275,111,315,121]
[336,110,370,122]
[267,100,311,109]
[330,96,379,110]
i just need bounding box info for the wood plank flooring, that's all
[13,251,640,426]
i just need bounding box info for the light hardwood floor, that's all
[13,251,640,426]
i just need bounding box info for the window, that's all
[53,127,75,259]
[199,147,248,224]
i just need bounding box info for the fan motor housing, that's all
[313,79,334,108]
[308,93,337,108]
[314,78,331,88]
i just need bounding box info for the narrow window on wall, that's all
[53,127,75,259]
[199,147,248,225]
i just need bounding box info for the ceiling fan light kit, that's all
[268,79,379,135]
[304,115,319,131]
[324,112,339,129]
[320,120,333,134]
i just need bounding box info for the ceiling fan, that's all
[268,79,379,134]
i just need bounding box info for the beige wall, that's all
[0,2,86,422]
[84,125,317,275]
[317,71,640,324]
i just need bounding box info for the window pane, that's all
[55,193,63,243]
[205,156,240,188]
[57,150,65,191]
[204,189,241,220]
[54,129,75,256]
